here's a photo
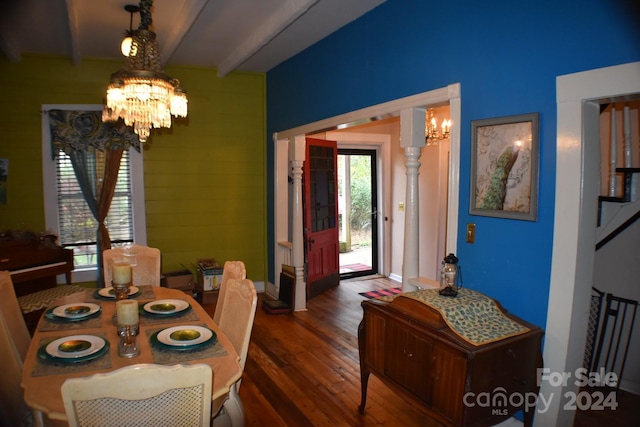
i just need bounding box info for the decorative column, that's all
[400,108,426,291]
[290,135,307,311]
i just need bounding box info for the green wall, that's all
[0,55,267,284]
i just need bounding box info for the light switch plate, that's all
[466,223,476,243]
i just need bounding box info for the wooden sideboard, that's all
[358,292,543,427]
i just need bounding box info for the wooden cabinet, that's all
[358,293,543,427]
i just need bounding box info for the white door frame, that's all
[537,61,640,427]
[327,132,391,278]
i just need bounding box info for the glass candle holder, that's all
[118,324,140,358]
[113,283,131,301]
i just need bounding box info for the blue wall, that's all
[266,0,640,329]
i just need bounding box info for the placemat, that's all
[381,288,530,346]
[145,325,227,364]
[31,333,112,377]
[88,285,156,302]
[37,307,104,332]
[138,300,200,326]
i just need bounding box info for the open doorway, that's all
[271,84,461,310]
[338,149,379,279]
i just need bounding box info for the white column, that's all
[290,135,307,311]
[400,108,426,291]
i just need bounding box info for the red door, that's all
[304,138,340,298]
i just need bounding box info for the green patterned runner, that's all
[382,288,529,346]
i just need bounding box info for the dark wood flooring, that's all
[203,276,640,426]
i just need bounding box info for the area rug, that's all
[341,263,371,272]
[359,287,402,299]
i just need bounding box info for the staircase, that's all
[596,102,640,250]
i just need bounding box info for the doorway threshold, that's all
[340,274,385,283]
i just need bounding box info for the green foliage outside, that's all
[339,154,372,248]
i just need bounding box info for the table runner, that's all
[381,288,529,346]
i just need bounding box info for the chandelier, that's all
[425,108,451,146]
[102,0,187,143]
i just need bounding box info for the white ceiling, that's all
[0,0,385,77]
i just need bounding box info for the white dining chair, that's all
[62,363,212,427]
[103,244,161,287]
[213,261,247,325]
[0,271,44,427]
[213,278,257,427]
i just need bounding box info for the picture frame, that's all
[469,112,539,221]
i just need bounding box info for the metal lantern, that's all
[439,253,462,297]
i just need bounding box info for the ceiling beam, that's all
[216,0,319,77]
[160,0,209,68]
[65,0,82,66]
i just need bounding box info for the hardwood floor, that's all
[203,276,640,426]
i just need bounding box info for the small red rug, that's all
[359,287,402,299]
[341,263,371,272]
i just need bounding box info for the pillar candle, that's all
[112,263,132,286]
[116,300,139,326]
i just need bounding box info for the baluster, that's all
[609,107,617,197]
[623,105,631,168]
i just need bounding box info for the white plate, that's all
[98,286,140,298]
[157,325,213,347]
[143,299,189,315]
[45,335,106,359]
[52,303,101,319]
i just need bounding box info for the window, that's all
[42,105,147,284]
[55,150,134,266]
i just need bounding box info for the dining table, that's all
[21,285,242,426]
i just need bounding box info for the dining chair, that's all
[18,283,87,334]
[212,261,247,325]
[213,278,257,427]
[103,244,161,287]
[61,363,212,427]
[0,271,44,427]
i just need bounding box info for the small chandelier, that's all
[425,108,451,146]
[102,0,188,143]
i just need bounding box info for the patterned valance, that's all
[48,109,141,158]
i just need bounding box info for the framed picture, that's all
[470,113,539,221]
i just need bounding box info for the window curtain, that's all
[48,109,140,287]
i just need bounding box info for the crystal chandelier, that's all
[102,0,187,143]
[425,108,451,146]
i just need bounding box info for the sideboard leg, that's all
[358,369,370,414]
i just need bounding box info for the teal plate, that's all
[44,306,102,322]
[93,287,142,300]
[139,303,192,318]
[149,329,216,351]
[37,339,110,364]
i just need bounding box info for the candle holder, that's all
[113,282,132,301]
[118,324,140,358]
